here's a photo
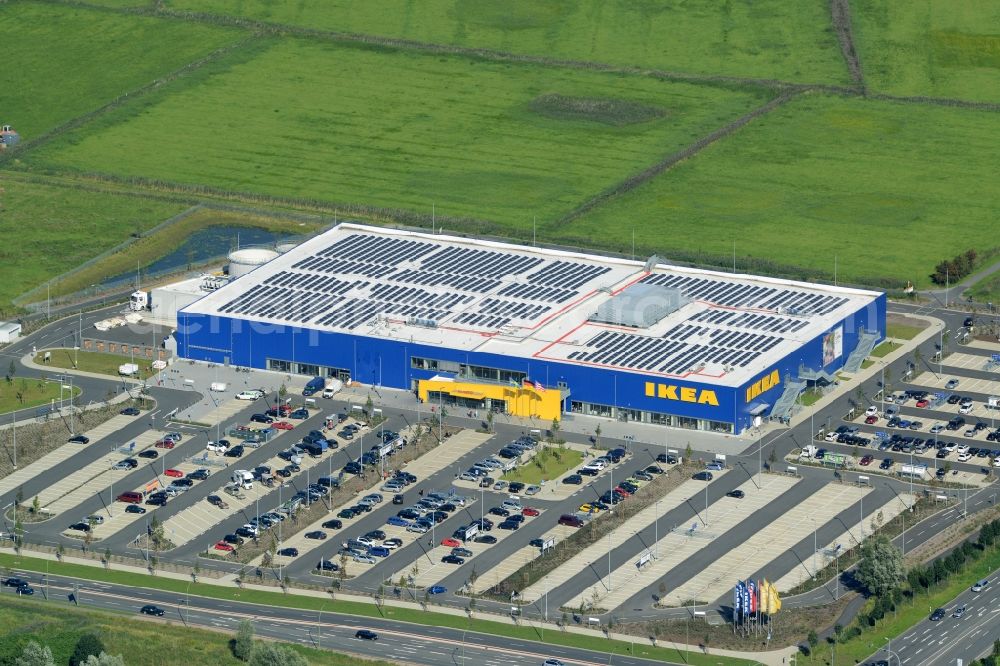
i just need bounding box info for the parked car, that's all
[692,471,713,481]
[304,531,327,540]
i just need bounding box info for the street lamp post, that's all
[654,499,659,558]
[812,520,818,578]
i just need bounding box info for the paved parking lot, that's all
[467,524,578,595]
[39,429,166,515]
[0,413,139,499]
[562,473,797,611]
[664,482,872,606]
[771,491,915,592]
[518,472,725,605]
[247,429,493,574]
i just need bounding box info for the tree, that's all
[70,634,105,666]
[365,394,374,420]
[248,643,307,666]
[16,641,54,666]
[486,411,494,433]
[103,548,112,568]
[31,495,40,515]
[685,443,693,462]
[855,535,903,598]
[550,417,560,442]
[8,359,16,379]
[233,619,254,661]
[806,630,819,650]
[594,424,601,447]
[81,654,125,666]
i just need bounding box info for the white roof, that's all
[182,223,880,387]
[0,321,21,333]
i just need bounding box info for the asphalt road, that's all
[870,566,1000,666]
[0,567,675,666]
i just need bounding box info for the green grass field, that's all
[967,275,1000,307]
[0,179,184,310]
[852,0,1000,102]
[556,93,1000,288]
[0,3,244,138]
[503,446,582,485]
[28,37,769,232]
[0,379,80,414]
[43,349,159,381]
[160,0,847,84]
[0,594,391,666]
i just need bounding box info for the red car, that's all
[164,468,184,478]
[153,439,175,449]
[440,537,461,548]
[272,421,294,430]
[916,399,929,408]
[865,415,878,424]
[266,406,292,418]
[521,507,540,517]
[615,486,633,497]
[859,455,874,466]
[213,541,234,552]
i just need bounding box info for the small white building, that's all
[0,321,22,344]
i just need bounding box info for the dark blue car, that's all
[386,516,411,527]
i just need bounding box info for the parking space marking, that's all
[39,430,166,515]
[562,473,796,612]
[257,430,493,572]
[771,492,916,592]
[0,414,140,499]
[664,482,872,607]
[519,473,728,605]
[467,525,579,595]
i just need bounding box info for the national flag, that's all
[522,378,545,393]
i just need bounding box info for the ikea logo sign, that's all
[645,382,719,407]
[746,369,781,403]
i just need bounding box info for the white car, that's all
[825,432,837,442]
[406,523,429,533]
[865,406,879,417]
[958,452,972,462]
[956,445,970,454]
[206,441,229,453]
[959,404,974,415]
[235,390,264,401]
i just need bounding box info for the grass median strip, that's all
[0,550,753,665]
[0,594,389,666]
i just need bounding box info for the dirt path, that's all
[556,91,800,226]
[830,0,865,91]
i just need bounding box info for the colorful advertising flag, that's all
[748,580,757,614]
[733,582,742,616]
[742,582,750,616]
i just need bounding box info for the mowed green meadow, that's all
[0,3,244,138]
[0,179,184,309]
[557,93,1000,288]
[161,0,848,84]
[29,38,770,231]
[853,0,1000,102]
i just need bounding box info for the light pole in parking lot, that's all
[883,637,899,666]
[811,518,817,578]
[939,328,950,376]
[654,500,659,558]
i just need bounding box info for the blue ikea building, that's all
[177,224,886,435]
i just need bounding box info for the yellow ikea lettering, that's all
[746,369,781,402]
[645,382,719,407]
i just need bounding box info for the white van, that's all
[210,382,228,392]
[235,390,263,401]
[231,470,253,489]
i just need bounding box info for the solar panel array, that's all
[563,272,847,375]
[641,274,847,316]
[568,324,783,374]
[217,233,616,331]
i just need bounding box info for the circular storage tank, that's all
[275,241,299,254]
[228,247,279,278]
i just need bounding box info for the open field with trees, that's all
[852,0,1000,102]
[555,93,1000,288]
[27,37,769,232]
[0,179,184,312]
[0,3,243,138]
[157,0,849,84]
